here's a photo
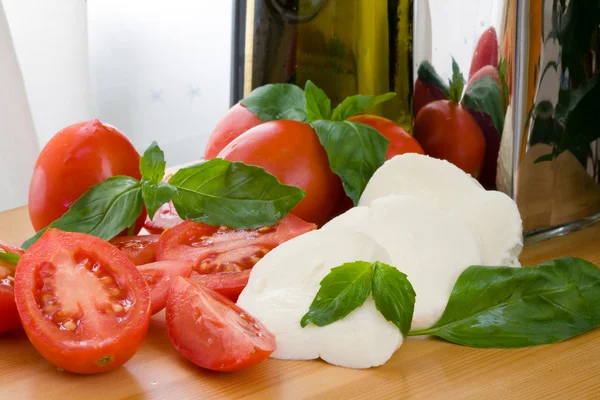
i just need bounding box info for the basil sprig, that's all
[409,257,600,348]
[168,159,305,229]
[23,142,305,249]
[301,261,416,337]
[240,84,308,123]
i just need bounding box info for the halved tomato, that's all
[190,269,251,302]
[166,276,275,372]
[14,229,151,374]
[156,213,316,273]
[137,261,191,314]
[110,235,160,265]
[144,201,183,234]
[0,241,24,334]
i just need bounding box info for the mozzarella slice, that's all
[359,154,523,266]
[323,195,482,330]
[236,229,402,369]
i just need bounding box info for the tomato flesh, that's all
[15,229,151,374]
[143,201,183,234]
[0,241,23,334]
[156,214,316,274]
[137,261,191,314]
[190,269,251,302]
[110,235,160,265]
[166,277,275,372]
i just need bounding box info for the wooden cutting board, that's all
[0,206,599,400]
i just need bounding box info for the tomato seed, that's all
[111,303,123,313]
[62,320,77,331]
[100,276,114,285]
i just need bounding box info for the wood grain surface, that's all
[0,206,599,400]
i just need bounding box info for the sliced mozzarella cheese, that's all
[323,195,482,330]
[359,154,523,267]
[236,229,402,369]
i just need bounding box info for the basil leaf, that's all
[168,159,305,229]
[498,58,510,109]
[142,180,175,220]
[304,80,331,122]
[330,93,396,121]
[0,251,20,265]
[463,76,505,133]
[301,261,373,328]
[448,57,465,103]
[310,120,389,205]
[416,60,450,97]
[140,141,166,183]
[240,84,308,122]
[22,177,143,249]
[409,257,600,348]
[372,262,416,337]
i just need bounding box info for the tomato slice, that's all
[166,276,275,372]
[190,269,251,302]
[110,235,160,265]
[137,261,191,315]
[14,229,151,374]
[0,241,24,334]
[144,201,183,234]
[156,213,316,274]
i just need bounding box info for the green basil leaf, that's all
[140,141,166,183]
[463,75,505,133]
[448,57,465,103]
[330,92,396,121]
[0,251,20,265]
[142,180,175,220]
[310,120,389,205]
[409,257,600,348]
[416,60,450,97]
[301,261,373,328]
[304,80,331,122]
[372,262,416,337]
[498,57,510,109]
[22,177,143,250]
[240,84,308,122]
[168,159,305,229]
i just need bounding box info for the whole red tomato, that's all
[28,120,145,234]
[204,104,262,160]
[414,100,486,178]
[348,115,425,159]
[217,120,342,226]
[469,27,499,79]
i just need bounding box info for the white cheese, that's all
[236,229,402,369]
[359,154,523,267]
[323,195,482,330]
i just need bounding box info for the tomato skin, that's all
[218,120,342,226]
[166,277,275,372]
[204,104,263,160]
[190,269,251,302]
[0,241,24,334]
[414,78,449,118]
[28,119,146,235]
[348,115,425,159]
[110,235,160,265]
[15,229,151,374]
[138,261,191,314]
[469,27,499,79]
[144,201,183,234]
[414,100,486,178]
[465,65,501,93]
[156,214,316,273]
